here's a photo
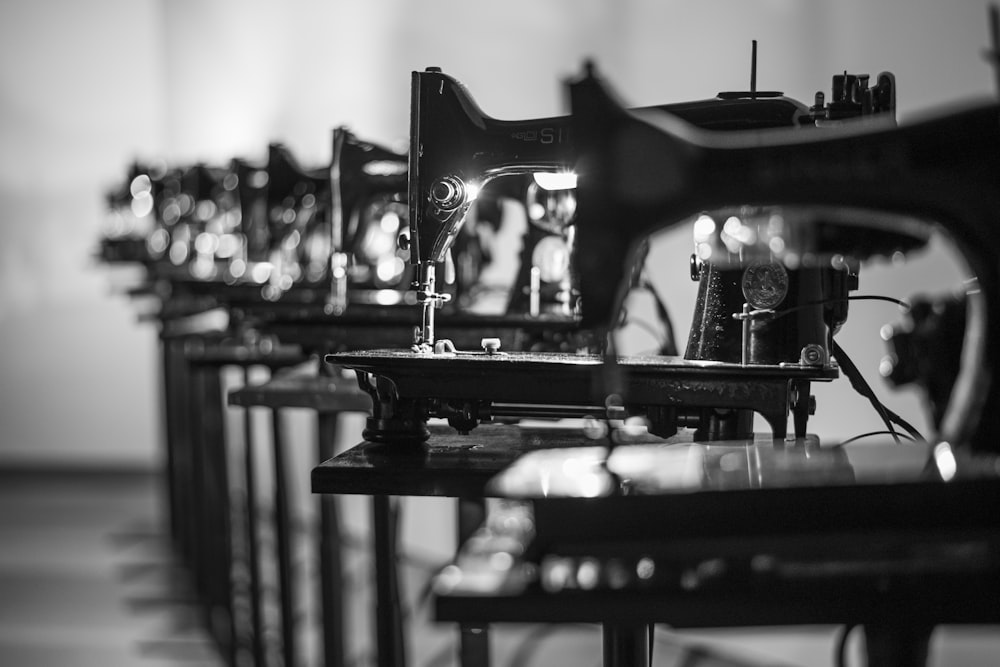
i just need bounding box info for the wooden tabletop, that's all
[228,365,372,412]
[311,423,607,498]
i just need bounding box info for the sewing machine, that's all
[99,161,164,265]
[233,143,333,302]
[327,127,410,312]
[428,41,1000,664]
[404,65,844,350]
[567,62,999,455]
[331,66,901,444]
[236,127,584,361]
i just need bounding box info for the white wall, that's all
[0,0,993,460]
[0,0,166,467]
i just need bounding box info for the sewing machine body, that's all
[568,66,1000,453]
[337,67,914,444]
[333,347,835,444]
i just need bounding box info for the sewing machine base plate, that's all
[330,349,837,441]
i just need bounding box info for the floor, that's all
[0,465,997,667]
[0,465,772,667]
[0,468,223,667]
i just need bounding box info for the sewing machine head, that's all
[407,68,575,348]
[328,127,410,313]
[568,62,1000,452]
[408,68,573,269]
[241,143,332,300]
[233,156,271,266]
[406,66,872,351]
[334,65,906,444]
[145,162,241,280]
[100,161,166,264]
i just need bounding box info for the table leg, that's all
[160,337,182,548]
[457,498,489,667]
[242,367,265,666]
[168,337,196,569]
[603,624,649,667]
[863,622,932,666]
[373,494,405,667]
[317,412,345,667]
[272,409,297,667]
[189,363,211,621]
[195,362,237,665]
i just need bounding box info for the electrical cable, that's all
[830,338,926,442]
[840,430,916,445]
[763,294,909,322]
[619,316,669,348]
[878,404,925,442]
[763,292,914,445]
[640,278,679,355]
[832,340,900,444]
[753,294,925,441]
[613,259,679,356]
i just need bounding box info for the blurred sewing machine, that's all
[331,64,915,445]
[426,26,1000,664]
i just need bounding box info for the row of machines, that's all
[97,109,601,667]
[99,18,1000,667]
[342,54,1000,667]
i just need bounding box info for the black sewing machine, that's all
[225,143,333,303]
[236,127,585,360]
[567,62,999,455]
[330,66,901,444]
[98,159,251,320]
[430,42,1000,664]
[99,161,165,265]
[327,127,411,311]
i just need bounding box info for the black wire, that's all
[832,340,900,444]
[828,331,925,443]
[764,294,910,322]
[880,404,926,442]
[612,263,678,356]
[640,278,678,356]
[620,316,669,347]
[840,430,916,445]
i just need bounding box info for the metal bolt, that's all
[481,337,501,355]
[799,344,827,366]
[689,254,701,281]
[430,175,465,210]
